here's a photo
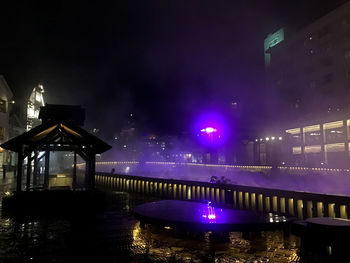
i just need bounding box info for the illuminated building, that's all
[0,76,13,168]
[27,84,45,131]
[266,1,350,119]
[284,114,350,168]
[250,135,284,166]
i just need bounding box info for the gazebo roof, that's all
[1,120,111,154]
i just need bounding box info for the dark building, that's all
[259,1,350,168]
[266,1,350,120]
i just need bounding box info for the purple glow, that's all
[194,112,229,147]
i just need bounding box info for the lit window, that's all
[305,145,321,153]
[323,121,343,130]
[303,125,320,133]
[286,128,300,135]
[292,147,302,155]
[27,106,35,118]
[325,143,345,152]
[35,92,42,102]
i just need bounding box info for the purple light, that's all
[202,205,217,221]
[208,214,216,220]
[200,127,217,134]
[194,112,229,147]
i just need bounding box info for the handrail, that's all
[95,172,350,220]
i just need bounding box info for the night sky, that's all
[0,0,348,138]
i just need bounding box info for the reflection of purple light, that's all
[208,214,216,219]
[200,127,217,134]
[202,205,217,221]
[208,206,216,219]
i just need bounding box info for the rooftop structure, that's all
[1,104,111,191]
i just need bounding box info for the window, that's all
[325,143,345,153]
[305,65,315,73]
[342,14,350,26]
[344,50,350,59]
[304,145,321,153]
[0,100,6,113]
[292,146,302,155]
[0,127,5,140]
[320,57,332,67]
[318,25,330,39]
[309,80,316,89]
[345,68,350,79]
[322,73,333,84]
[303,125,321,145]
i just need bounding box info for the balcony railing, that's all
[96,172,350,220]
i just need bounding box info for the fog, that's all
[95,162,350,197]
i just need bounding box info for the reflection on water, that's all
[0,188,299,262]
[131,222,299,262]
[0,216,70,262]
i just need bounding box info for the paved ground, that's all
[0,173,300,263]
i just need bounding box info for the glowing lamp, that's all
[194,112,229,147]
[200,127,217,134]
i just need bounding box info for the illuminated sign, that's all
[264,28,284,69]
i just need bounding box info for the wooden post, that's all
[90,154,95,189]
[33,151,38,189]
[26,153,32,191]
[16,148,23,192]
[85,159,89,190]
[73,151,77,190]
[44,150,50,190]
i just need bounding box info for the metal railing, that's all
[96,172,350,220]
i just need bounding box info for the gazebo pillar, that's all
[44,150,50,189]
[89,154,96,189]
[84,159,89,190]
[83,151,96,190]
[26,152,32,191]
[33,151,38,188]
[73,151,77,190]
[16,149,23,192]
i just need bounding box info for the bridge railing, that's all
[95,172,350,220]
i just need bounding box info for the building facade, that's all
[0,76,13,168]
[266,1,350,118]
[284,112,350,168]
[27,84,45,131]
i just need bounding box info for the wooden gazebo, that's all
[1,104,111,192]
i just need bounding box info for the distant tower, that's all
[27,84,45,131]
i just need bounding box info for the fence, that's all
[96,172,350,220]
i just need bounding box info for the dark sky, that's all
[0,0,348,137]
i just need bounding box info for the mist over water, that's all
[96,162,350,196]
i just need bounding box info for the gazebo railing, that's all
[95,172,350,220]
